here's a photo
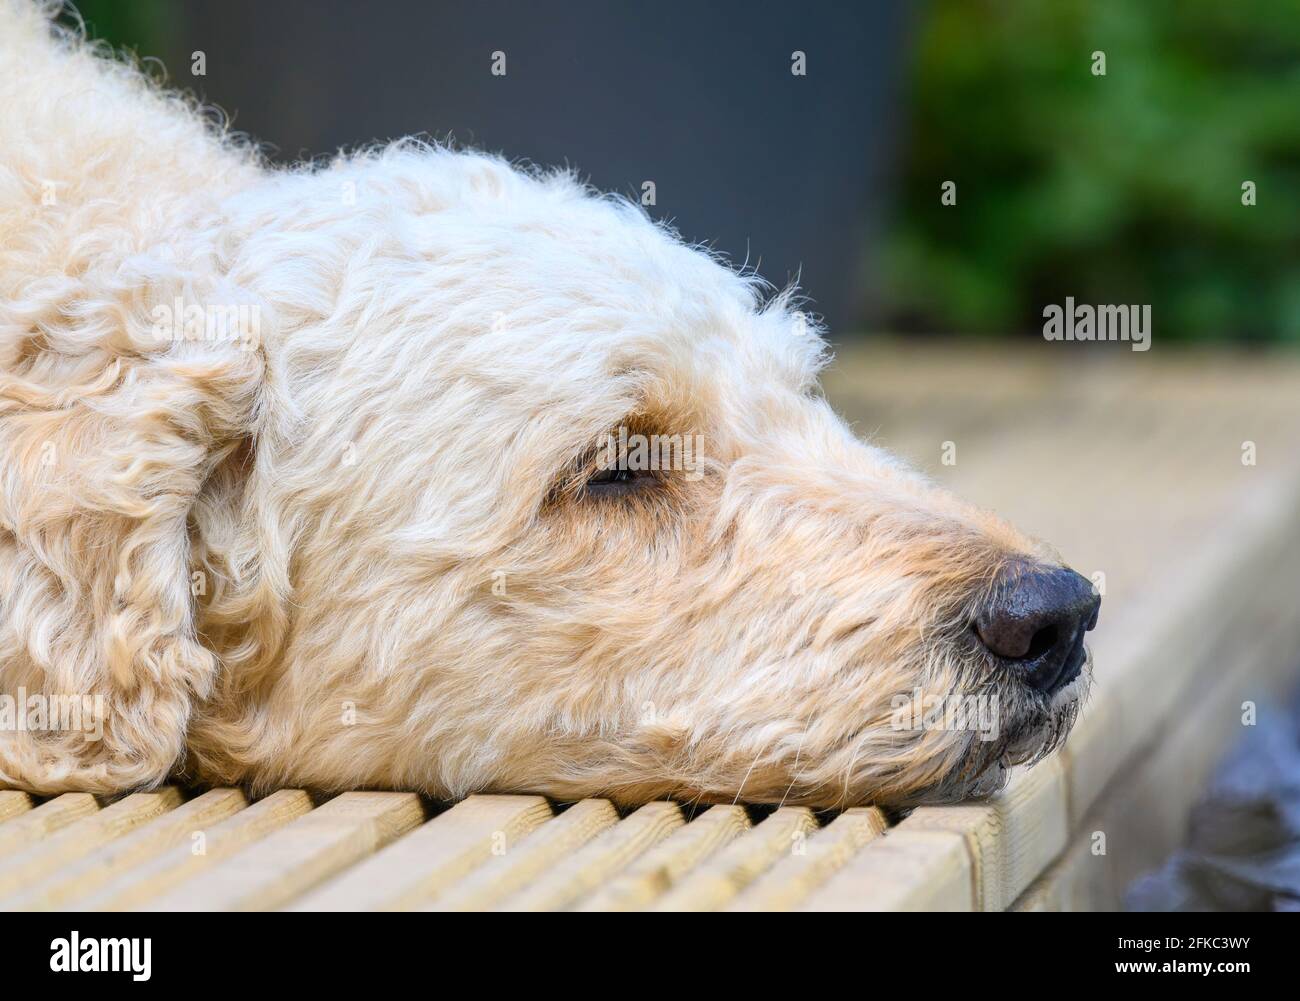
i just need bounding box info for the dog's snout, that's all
[974,565,1101,695]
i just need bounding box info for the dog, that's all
[0,1,1098,807]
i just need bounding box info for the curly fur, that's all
[0,1,1086,807]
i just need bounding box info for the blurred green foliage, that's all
[883,1,1300,342]
[60,0,171,70]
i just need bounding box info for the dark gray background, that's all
[156,0,912,332]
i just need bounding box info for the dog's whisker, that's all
[775,714,812,811]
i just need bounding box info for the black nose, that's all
[974,565,1101,695]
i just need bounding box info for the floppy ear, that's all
[0,0,271,792]
[0,251,265,793]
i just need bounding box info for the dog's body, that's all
[1,2,1093,807]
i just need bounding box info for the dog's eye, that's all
[585,466,656,497]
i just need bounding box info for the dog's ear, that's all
[0,254,265,792]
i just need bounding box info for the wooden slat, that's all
[76,789,313,911]
[725,807,887,911]
[291,794,552,911]
[0,792,98,857]
[802,829,974,911]
[882,757,1068,912]
[0,789,180,901]
[1063,462,1300,830]
[146,791,423,911]
[1058,686,1125,832]
[0,791,33,824]
[498,801,683,911]
[575,805,750,911]
[1017,521,1300,912]
[1013,832,1117,912]
[426,799,618,912]
[655,807,819,911]
[7,788,247,911]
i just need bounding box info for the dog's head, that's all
[2,9,1096,800]
[173,145,1100,807]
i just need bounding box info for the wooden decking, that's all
[4,341,1300,911]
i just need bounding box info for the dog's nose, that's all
[974,565,1101,694]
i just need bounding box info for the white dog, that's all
[0,1,1097,807]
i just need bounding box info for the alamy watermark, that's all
[151,298,260,350]
[1043,297,1150,352]
[890,687,1000,742]
[50,932,151,981]
[0,688,104,741]
[595,427,705,481]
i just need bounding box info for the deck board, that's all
[77,789,313,911]
[426,799,619,912]
[147,791,423,911]
[0,793,98,858]
[725,807,888,911]
[0,791,180,903]
[499,802,684,911]
[292,794,552,911]
[575,805,751,911]
[0,791,33,824]
[7,788,248,911]
[654,807,819,911]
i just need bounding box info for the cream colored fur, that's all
[0,1,1084,807]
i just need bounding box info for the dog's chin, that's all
[900,757,1014,807]
[896,665,1092,808]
